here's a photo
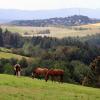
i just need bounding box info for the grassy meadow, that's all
[0,51,29,60]
[1,23,100,38]
[0,74,100,100]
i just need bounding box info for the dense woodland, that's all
[0,27,100,87]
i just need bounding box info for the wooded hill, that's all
[10,15,100,27]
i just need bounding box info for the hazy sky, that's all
[0,0,99,10]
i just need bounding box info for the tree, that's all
[71,61,90,84]
[19,57,28,68]
[4,63,13,74]
[0,27,3,46]
[83,56,100,87]
[0,61,4,73]
[9,58,18,66]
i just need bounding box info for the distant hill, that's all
[10,15,100,26]
[0,8,100,23]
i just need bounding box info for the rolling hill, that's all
[0,74,100,100]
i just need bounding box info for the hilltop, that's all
[0,74,100,100]
[10,15,100,27]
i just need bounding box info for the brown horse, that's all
[32,67,48,79]
[45,69,64,82]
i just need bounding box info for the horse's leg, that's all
[51,75,54,82]
[54,76,57,82]
[60,75,63,83]
[18,71,21,76]
[35,73,38,78]
[52,75,57,82]
[56,76,60,82]
[33,73,37,79]
[37,73,41,79]
[16,71,18,76]
[57,76,60,82]
[32,72,34,78]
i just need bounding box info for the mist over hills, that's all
[0,8,100,23]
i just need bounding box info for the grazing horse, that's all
[45,69,64,82]
[32,67,48,79]
[14,64,21,76]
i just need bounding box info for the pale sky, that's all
[0,0,99,10]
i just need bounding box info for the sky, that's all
[0,0,100,10]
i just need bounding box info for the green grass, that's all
[0,47,12,53]
[0,74,100,100]
[0,51,29,59]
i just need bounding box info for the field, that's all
[1,23,100,38]
[0,51,29,59]
[0,74,100,100]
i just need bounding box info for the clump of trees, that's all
[0,28,23,48]
[82,56,100,88]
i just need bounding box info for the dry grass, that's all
[1,23,100,38]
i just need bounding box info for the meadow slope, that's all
[0,74,100,100]
[0,51,29,60]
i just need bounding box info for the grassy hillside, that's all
[0,51,29,59]
[1,23,100,38]
[0,74,100,100]
[0,47,12,53]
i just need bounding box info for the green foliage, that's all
[0,27,3,46]
[9,58,18,66]
[84,56,100,87]
[71,61,90,83]
[3,63,13,74]
[18,57,28,68]
[52,61,68,69]
[23,42,33,56]
[0,61,4,73]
